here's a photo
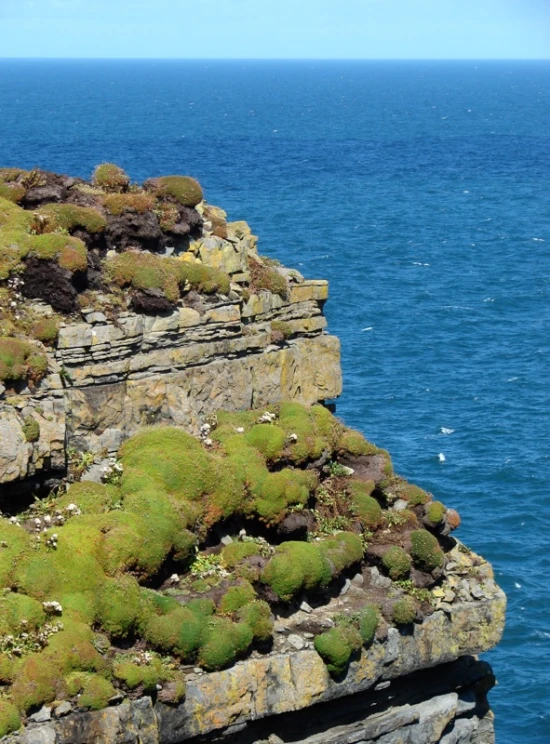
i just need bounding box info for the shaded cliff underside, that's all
[0,166,505,744]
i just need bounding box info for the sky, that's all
[0,0,549,60]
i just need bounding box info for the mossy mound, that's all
[410,529,445,571]
[102,192,156,215]
[92,163,130,192]
[382,545,412,580]
[0,337,48,385]
[145,176,204,207]
[0,402,455,710]
[0,700,21,737]
[32,203,106,234]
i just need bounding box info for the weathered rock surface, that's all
[3,592,505,744]
[0,279,340,487]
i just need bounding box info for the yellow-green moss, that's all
[220,541,261,569]
[33,203,106,234]
[245,424,286,463]
[392,596,417,625]
[0,338,48,385]
[30,317,59,345]
[313,624,361,676]
[410,529,444,571]
[401,483,432,506]
[149,176,203,207]
[219,581,256,614]
[318,532,363,574]
[102,192,155,215]
[248,258,288,299]
[347,480,382,529]
[22,415,40,443]
[0,700,21,737]
[382,545,412,580]
[261,541,332,602]
[28,233,87,272]
[426,501,446,525]
[198,617,253,671]
[65,672,115,710]
[237,600,273,642]
[92,163,129,192]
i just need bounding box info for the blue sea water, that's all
[0,59,548,743]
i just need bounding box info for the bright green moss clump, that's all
[28,233,88,272]
[31,317,59,345]
[410,529,444,572]
[237,600,273,642]
[220,541,261,568]
[0,337,48,385]
[219,581,256,614]
[0,700,21,737]
[347,480,382,529]
[358,605,379,646]
[261,541,332,601]
[198,617,253,671]
[92,163,130,192]
[382,546,412,580]
[65,672,116,710]
[426,501,446,525]
[245,424,286,463]
[314,625,361,676]
[319,532,363,574]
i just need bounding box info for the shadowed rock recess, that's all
[0,166,505,743]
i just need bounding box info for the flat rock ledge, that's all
[3,590,505,744]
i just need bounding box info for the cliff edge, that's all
[0,166,505,744]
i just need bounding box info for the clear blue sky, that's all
[1,0,549,59]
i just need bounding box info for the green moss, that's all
[426,501,446,525]
[92,163,129,192]
[22,415,40,443]
[245,424,286,462]
[0,655,14,684]
[358,605,379,646]
[219,581,256,614]
[28,232,87,272]
[198,617,253,671]
[96,575,146,639]
[410,530,444,571]
[336,429,379,457]
[114,657,167,694]
[392,596,417,625]
[30,317,59,345]
[237,600,273,642]
[401,484,431,506]
[318,532,363,574]
[0,520,32,587]
[58,481,118,515]
[0,182,25,203]
[0,338,48,385]
[186,597,215,617]
[270,320,293,341]
[314,626,358,676]
[0,700,21,736]
[248,258,288,299]
[0,592,45,634]
[10,654,63,712]
[105,252,180,302]
[149,176,204,207]
[221,541,261,569]
[34,203,106,234]
[261,542,331,602]
[276,402,327,465]
[250,468,314,525]
[102,192,155,215]
[179,261,230,295]
[382,546,412,580]
[144,606,204,660]
[65,672,115,710]
[347,480,382,529]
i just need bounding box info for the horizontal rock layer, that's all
[0,280,341,487]
[4,591,505,744]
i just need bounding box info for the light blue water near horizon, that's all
[0,59,548,743]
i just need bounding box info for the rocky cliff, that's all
[0,166,505,744]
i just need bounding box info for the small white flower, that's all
[236,427,245,434]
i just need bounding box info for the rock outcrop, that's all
[0,166,505,744]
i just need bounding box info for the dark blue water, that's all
[1,60,548,743]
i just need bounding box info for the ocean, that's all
[0,59,548,743]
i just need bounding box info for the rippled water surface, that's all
[0,59,548,743]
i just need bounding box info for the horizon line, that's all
[0,57,549,62]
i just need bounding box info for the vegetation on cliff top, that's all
[0,402,460,729]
